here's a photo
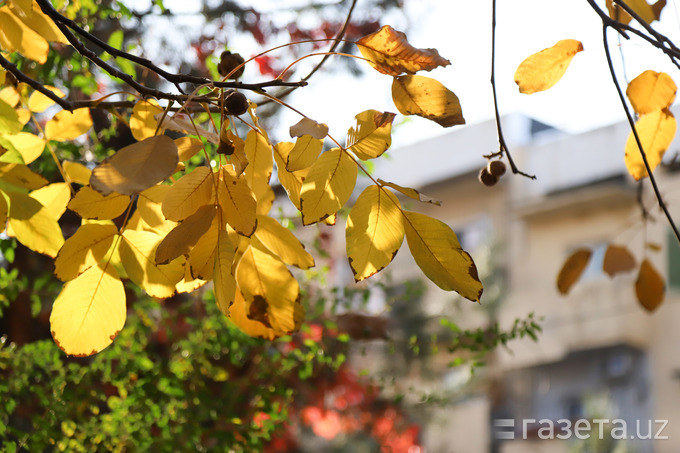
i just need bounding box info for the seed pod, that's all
[478,167,498,187]
[487,160,507,177]
[218,51,245,79]
[224,91,249,116]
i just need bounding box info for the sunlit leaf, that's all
[244,129,273,203]
[63,161,92,185]
[0,86,19,107]
[187,214,219,280]
[90,135,178,195]
[7,191,64,257]
[157,113,219,144]
[556,248,592,295]
[392,75,465,127]
[175,136,204,161]
[54,224,118,281]
[3,132,45,164]
[20,2,69,44]
[30,182,70,220]
[402,211,482,301]
[27,86,65,113]
[254,215,314,269]
[346,185,404,281]
[603,244,637,277]
[68,186,129,220]
[0,162,48,189]
[175,265,206,294]
[45,108,93,141]
[274,141,307,210]
[287,135,323,172]
[50,263,126,356]
[626,70,676,115]
[137,185,176,234]
[289,117,328,140]
[514,39,584,94]
[357,25,450,76]
[347,110,396,160]
[235,245,303,334]
[155,204,216,265]
[161,166,214,221]
[300,148,357,225]
[636,259,665,311]
[377,179,442,206]
[226,129,248,176]
[624,108,676,180]
[0,99,21,135]
[229,290,278,340]
[130,99,163,141]
[213,229,236,316]
[120,229,184,298]
[0,7,48,63]
[217,165,257,236]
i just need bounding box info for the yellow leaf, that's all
[50,263,126,356]
[155,204,216,265]
[0,86,20,107]
[45,108,93,141]
[175,265,206,294]
[54,224,118,281]
[20,2,69,44]
[289,118,328,140]
[603,244,637,277]
[605,0,662,24]
[392,75,465,127]
[377,179,442,206]
[256,184,275,216]
[624,109,676,180]
[30,182,70,220]
[217,165,257,236]
[0,99,21,135]
[357,25,450,76]
[27,86,66,113]
[226,129,248,176]
[346,186,404,281]
[300,148,357,225]
[636,259,665,312]
[244,129,273,203]
[0,192,7,233]
[402,211,483,301]
[157,113,218,144]
[129,99,163,141]
[556,248,592,295]
[90,135,179,195]
[161,166,214,221]
[187,214,219,280]
[136,184,174,233]
[626,70,676,115]
[119,229,184,298]
[0,162,48,189]
[235,245,303,334]
[8,0,32,19]
[7,191,64,257]
[175,136,204,161]
[0,7,48,63]
[347,110,395,160]
[514,39,584,94]
[229,290,278,340]
[63,161,92,185]
[3,132,45,164]
[287,135,323,172]
[273,141,306,210]
[255,215,314,269]
[68,186,129,220]
[213,229,236,316]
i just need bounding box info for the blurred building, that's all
[336,113,680,452]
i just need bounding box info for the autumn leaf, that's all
[514,40,584,94]
[244,129,273,203]
[90,135,179,195]
[274,141,307,210]
[357,25,450,76]
[50,263,126,356]
[605,0,664,24]
[54,224,118,281]
[27,86,65,113]
[130,100,164,141]
[254,215,314,269]
[391,75,465,127]
[602,244,637,277]
[2,132,46,164]
[7,191,64,257]
[347,110,396,160]
[377,179,442,206]
[300,148,358,225]
[63,161,92,185]
[626,70,676,115]
[0,6,49,63]
[0,162,48,189]
[136,185,175,234]
[556,248,592,295]
[213,229,236,316]
[217,166,257,236]
[286,135,324,172]
[636,259,665,312]
[624,108,676,180]
[30,182,70,220]
[68,186,129,220]
[0,99,21,135]
[289,117,329,140]
[187,215,219,280]
[346,186,404,281]
[175,136,204,161]
[44,108,93,141]
[0,194,7,233]
[228,290,279,340]
[155,204,216,265]
[402,211,482,301]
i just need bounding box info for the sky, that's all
[155,0,680,146]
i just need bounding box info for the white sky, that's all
[157,0,680,146]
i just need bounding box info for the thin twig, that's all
[600,23,680,243]
[490,0,535,179]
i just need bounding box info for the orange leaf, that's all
[636,259,665,312]
[602,244,636,277]
[556,248,592,295]
[626,70,676,115]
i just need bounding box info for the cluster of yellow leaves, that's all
[624,70,677,180]
[557,243,664,312]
